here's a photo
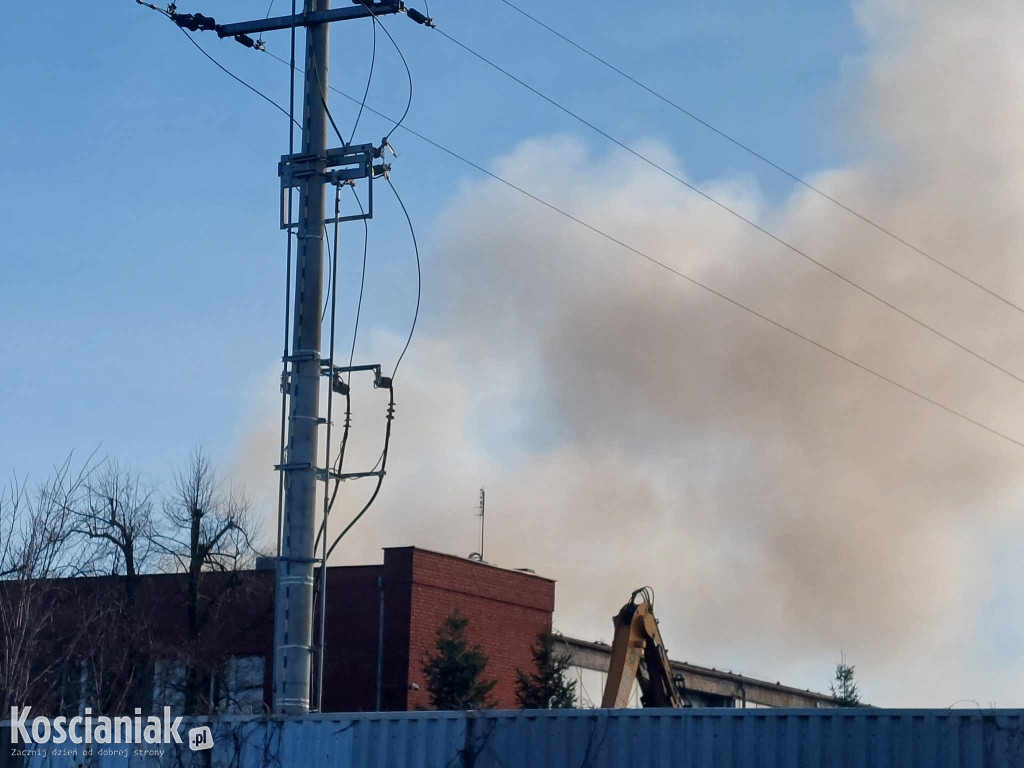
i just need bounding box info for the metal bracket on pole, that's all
[315,468,386,482]
[275,462,314,473]
[283,349,320,363]
[319,361,392,389]
[216,1,405,37]
[280,144,379,229]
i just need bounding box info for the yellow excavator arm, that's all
[601,587,684,708]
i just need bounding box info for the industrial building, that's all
[561,636,833,708]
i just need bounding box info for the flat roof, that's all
[561,634,834,704]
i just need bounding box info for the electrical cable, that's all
[353,1,414,140]
[275,0,298,561]
[385,176,421,381]
[325,385,395,562]
[314,183,400,560]
[431,26,1024,389]
[493,0,1024,319]
[312,187,368,555]
[346,185,370,375]
[157,21,1024,450]
[260,50,1024,452]
[316,183,342,712]
[311,59,348,150]
[257,0,277,47]
[321,221,334,322]
[174,23,300,129]
[348,18,378,145]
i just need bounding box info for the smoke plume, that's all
[233,0,1024,705]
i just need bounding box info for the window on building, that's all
[215,655,265,714]
[152,659,186,713]
[57,659,89,716]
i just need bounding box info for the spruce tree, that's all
[830,653,861,707]
[515,631,577,709]
[423,610,497,710]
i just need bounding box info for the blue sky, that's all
[0,0,860,484]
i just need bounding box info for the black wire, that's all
[495,0,1024,319]
[312,59,347,148]
[314,186,369,548]
[348,18,378,145]
[259,52,1024,452]
[346,186,370,373]
[354,1,413,140]
[275,0,298,561]
[257,0,277,45]
[318,185,343,552]
[433,26,1024,389]
[313,188,392,555]
[385,176,421,381]
[175,25,300,129]
[321,222,333,323]
[325,386,395,562]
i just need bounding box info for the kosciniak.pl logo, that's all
[188,726,213,751]
[9,707,212,750]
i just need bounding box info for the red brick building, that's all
[320,546,555,711]
[13,547,555,714]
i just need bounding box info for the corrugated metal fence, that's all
[4,708,1024,768]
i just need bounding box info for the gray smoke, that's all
[233,0,1024,705]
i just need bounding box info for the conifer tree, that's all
[515,631,577,709]
[830,653,861,707]
[423,610,497,710]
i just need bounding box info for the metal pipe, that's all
[376,576,385,711]
[316,186,341,712]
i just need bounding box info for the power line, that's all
[348,17,377,145]
[346,186,370,374]
[174,23,299,128]
[492,0,1024,319]
[431,25,1024,389]
[385,176,422,381]
[354,1,414,141]
[260,49,1024,453]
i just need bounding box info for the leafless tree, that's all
[74,459,158,599]
[154,447,261,713]
[0,454,98,714]
[68,459,160,712]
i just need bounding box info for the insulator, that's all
[194,13,217,30]
[407,8,433,26]
[332,374,350,396]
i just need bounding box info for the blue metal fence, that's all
[4,708,1024,768]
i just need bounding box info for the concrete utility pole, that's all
[275,0,330,717]
[216,0,405,716]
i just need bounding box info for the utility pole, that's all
[275,0,329,717]
[213,0,407,716]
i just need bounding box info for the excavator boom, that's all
[601,587,683,708]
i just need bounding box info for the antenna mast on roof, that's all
[469,487,485,561]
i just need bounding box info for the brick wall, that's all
[385,548,555,710]
[320,564,383,712]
